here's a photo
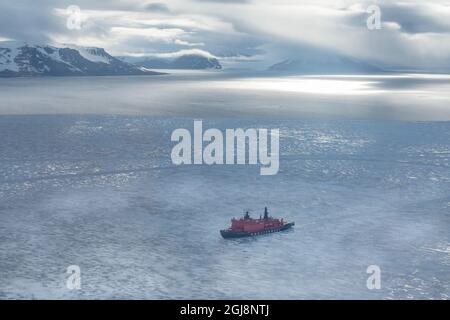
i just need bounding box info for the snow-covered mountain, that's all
[267,44,384,75]
[0,42,161,77]
[129,54,222,70]
[269,57,383,74]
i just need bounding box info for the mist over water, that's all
[0,73,450,299]
[2,72,450,120]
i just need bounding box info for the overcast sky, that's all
[1,0,450,69]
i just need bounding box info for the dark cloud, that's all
[144,2,171,13]
[344,3,450,34]
[0,2,62,43]
[381,4,450,34]
[194,0,250,3]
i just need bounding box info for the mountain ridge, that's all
[125,54,222,70]
[268,56,384,74]
[0,42,162,77]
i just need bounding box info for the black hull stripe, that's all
[220,223,294,239]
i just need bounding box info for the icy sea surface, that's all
[0,116,449,299]
[0,73,450,299]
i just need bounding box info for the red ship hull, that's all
[220,208,294,239]
[220,221,295,239]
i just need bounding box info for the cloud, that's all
[110,26,186,41]
[194,0,250,3]
[145,48,217,58]
[222,0,450,69]
[2,0,450,70]
[174,39,204,46]
[380,2,450,34]
[144,2,171,13]
[0,2,63,43]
